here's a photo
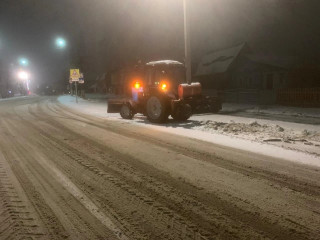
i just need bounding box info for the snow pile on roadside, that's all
[197,120,319,142]
[194,119,320,156]
[222,103,320,119]
[85,93,122,102]
[0,95,28,101]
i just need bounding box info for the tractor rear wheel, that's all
[146,96,169,123]
[120,103,134,119]
[172,104,192,121]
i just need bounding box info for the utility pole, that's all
[184,0,192,84]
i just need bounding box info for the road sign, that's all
[70,69,80,81]
[79,73,84,84]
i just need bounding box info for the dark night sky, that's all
[0,0,320,87]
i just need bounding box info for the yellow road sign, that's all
[70,69,80,81]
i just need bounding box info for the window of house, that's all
[279,73,284,85]
[238,77,242,88]
[266,73,273,90]
[249,77,253,88]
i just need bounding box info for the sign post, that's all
[70,69,80,103]
[69,78,73,95]
[79,73,84,84]
[75,81,78,103]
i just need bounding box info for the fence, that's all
[277,88,320,107]
[222,89,276,105]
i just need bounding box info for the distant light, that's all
[56,37,67,49]
[18,71,29,80]
[19,58,29,66]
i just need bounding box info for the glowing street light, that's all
[19,58,29,66]
[17,70,31,94]
[55,37,67,49]
[18,71,29,81]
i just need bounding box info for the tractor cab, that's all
[108,60,222,123]
[130,60,185,100]
[144,60,185,97]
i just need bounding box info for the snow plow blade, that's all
[107,99,125,113]
[192,96,222,113]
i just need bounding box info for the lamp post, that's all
[183,0,192,84]
[55,37,73,96]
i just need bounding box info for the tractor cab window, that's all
[151,67,185,85]
[145,69,153,85]
[153,70,165,85]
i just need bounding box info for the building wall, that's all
[230,58,289,91]
[195,54,292,104]
[261,71,288,90]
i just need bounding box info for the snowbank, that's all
[221,103,320,119]
[0,94,28,101]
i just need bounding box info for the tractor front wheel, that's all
[146,96,169,123]
[172,104,192,121]
[120,103,134,119]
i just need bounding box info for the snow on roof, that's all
[146,60,183,66]
[195,43,247,76]
[244,54,296,69]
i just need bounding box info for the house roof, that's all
[195,43,247,77]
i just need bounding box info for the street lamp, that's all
[17,70,30,94]
[19,58,29,66]
[55,37,67,49]
[18,71,29,81]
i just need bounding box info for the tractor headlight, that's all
[134,82,141,89]
[161,83,167,90]
[159,81,169,91]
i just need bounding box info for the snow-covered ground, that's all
[0,94,28,101]
[221,103,320,119]
[58,94,320,167]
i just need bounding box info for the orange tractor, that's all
[108,60,221,123]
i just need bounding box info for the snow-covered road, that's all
[1,95,320,239]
